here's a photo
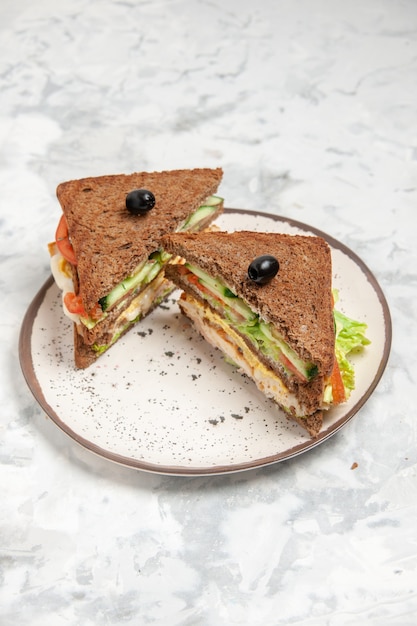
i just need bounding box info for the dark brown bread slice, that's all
[293,412,323,438]
[57,168,223,312]
[73,327,97,369]
[162,230,335,378]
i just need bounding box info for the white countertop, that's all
[1,0,416,623]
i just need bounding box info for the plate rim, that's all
[19,208,392,475]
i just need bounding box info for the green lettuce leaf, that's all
[334,309,370,392]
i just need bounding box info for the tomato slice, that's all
[56,237,77,266]
[330,357,346,404]
[279,353,308,383]
[187,273,212,296]
[64,292,87,317]
[55,213,68,240]
[187,272,225,303]
[55,214,77,265]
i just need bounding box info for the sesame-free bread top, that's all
[56,168,223,311]
[162,230,335,377]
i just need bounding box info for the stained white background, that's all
[1,0,416,624]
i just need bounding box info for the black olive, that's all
[247,255,279,284]
[126,189,155,215]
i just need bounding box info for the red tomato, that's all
[329,358,346,404]
[64,292,87,317]
[187,273,219,299]
[187,273,212,296]
[55,214,77,265]
[279,353,308,383]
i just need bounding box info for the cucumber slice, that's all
[99,259,159,311]
[143,260,162,284]
[203,195,223,206]
[180,196,223,231]
[185,263,256,321]
[259,321,317,380]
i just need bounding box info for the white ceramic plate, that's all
[19,209,391,475]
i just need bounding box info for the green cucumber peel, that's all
[185,263,256,321]
[179,196,223,231]
[98,250,171,311]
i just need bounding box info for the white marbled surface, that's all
[1,0,416,623]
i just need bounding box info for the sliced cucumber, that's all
[227,296,257,323]
[180,196,223,231]
[185,263,256,321]
[99,259,158,311]
[259,321,317,380]
[143,259,163,285]
[203,195,223,206]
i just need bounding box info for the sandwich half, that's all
[48,167,223,368]
[162,230,370,437]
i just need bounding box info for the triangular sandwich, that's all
[48,168,223,368]
[162,230,369,437]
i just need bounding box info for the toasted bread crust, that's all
[162,230,335,377]
[73,326,99,369]
[293,412,323,438]
[57,168,223,312]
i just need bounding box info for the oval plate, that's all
[19,209,392,475]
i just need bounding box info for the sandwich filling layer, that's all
[161,229,370,434]
[179,292,313,417]
[176,262,319,387]
[50,195,223,354]
[172,262,370,413]
[92,272,174,355]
